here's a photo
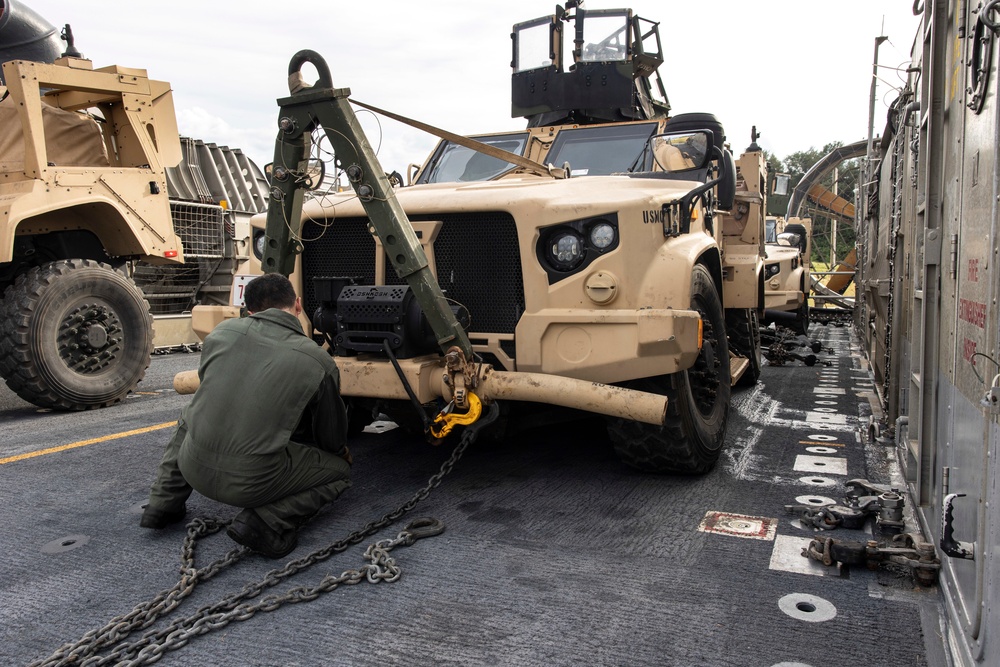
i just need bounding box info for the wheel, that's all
[794,299,810,335]
[726,308,761,387]
[0,259,153,410]
[379,399,432,437]
[607,265,731,473]
[344,397,373,437]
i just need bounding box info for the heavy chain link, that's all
[32,518,242,667]
[33,402,498,667]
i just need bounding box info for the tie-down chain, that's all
[32,401,500,667]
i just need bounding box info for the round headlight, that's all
[253,231,266,259]
[590,222,616,250]
[548,231,585,270]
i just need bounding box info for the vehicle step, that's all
[730,356,749,386]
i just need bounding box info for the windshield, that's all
[417,133,529,184]
[580,13,630,62]
[545,123,657,176]
[765,219,778,243]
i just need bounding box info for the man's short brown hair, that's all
[244,273,297,313]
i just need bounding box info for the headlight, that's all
[536,214,619,283]
[548,231,585,270]
[764,263,780,279]
[253,231,266,259]
[590,222,616,250]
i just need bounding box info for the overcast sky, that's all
[24,1,921,173]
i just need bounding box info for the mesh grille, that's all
[301,213,524,338]
[300,218,376,317]
[133,260,211,315]
[170,202,225,258]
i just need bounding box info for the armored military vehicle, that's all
[0,0,269,408]
[763,216,811,333]
[0,51,187,410]
[184,4,767,473]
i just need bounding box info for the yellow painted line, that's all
[0,421,177,465]
[799,440,845,447]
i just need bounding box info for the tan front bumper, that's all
[174,354,670,426]
[763,289,804,312]
[516,307,702,382]
[175,307,703,427]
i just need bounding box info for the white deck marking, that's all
[813,387,845,395]
[794,495,835,506]
[805,411,848,425]
[793,455,848,475]
[778,593,838,621]
[805,446,839,454]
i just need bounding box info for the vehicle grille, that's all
[301,212,524,345]
[169,202,225,258]
[133,260,211,315]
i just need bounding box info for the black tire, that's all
[344,398,372,437]
[794,299,810,335]
[726,308,761,387]
[607,265,731,473]
[0,259,153,410]
[380,399,432,437]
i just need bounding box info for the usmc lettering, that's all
[643,209,664,224]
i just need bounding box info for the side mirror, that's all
[650,131,711,172]
[777,232,805,253]
[264,159,325,189]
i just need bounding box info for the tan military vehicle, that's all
[763,216,811,333]
[186,5,766,473]
[0,55,185,409]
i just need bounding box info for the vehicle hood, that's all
[293,175,703,222]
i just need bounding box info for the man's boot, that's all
[140,504,187,529]
[227,508,298,559]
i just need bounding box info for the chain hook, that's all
[401,517,446,544]
[429,392,483,440]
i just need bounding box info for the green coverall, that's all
[147,309,351,532]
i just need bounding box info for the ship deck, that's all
[0,322,945,666]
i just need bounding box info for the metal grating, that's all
[169,202,225,258]
[133,260,209,315]
[301,213,525,343]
